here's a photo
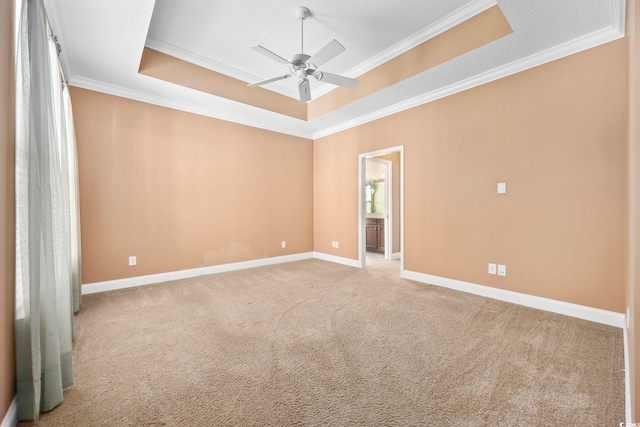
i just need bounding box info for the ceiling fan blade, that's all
[247,74,292,87]
[316,71,359,90]
[308,39,345,68]
[249,45,291,65]
[298,79,311,102]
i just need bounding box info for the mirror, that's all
[365,180,385,215]
[373,182,385,214]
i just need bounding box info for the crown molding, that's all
[69,76,314,140]
[312,0,498,99]
[611,0,627,35]
[350,0,497,75]
[313,23,624,139]
[68,0,625,142]
[145,0,498,102]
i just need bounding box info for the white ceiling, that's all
[146,0,476,99]
[43,0,625,140]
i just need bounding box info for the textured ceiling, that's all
[43,0,625,140]
[146,0,475,99]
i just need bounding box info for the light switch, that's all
[129,256,136,266]
[488,263,497,275]
[497,182,506,194]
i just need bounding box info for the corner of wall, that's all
[627,0,640,421]
[0,0,16,421]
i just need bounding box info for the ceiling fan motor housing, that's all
[248,5,358,101]
[290,53,310,68]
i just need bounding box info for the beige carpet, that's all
[21,256,624,426]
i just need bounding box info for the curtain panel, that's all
[15,0,82,421]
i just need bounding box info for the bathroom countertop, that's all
[366,213,385,219]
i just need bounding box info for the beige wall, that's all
[308,5,513,120]
[139,48,307,120]
[1,1,632,422]
[0,0,15,418]
[628,0,640,420]
[70,88,314,284]
[314,39,627,313]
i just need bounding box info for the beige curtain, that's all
[14,0,82,421]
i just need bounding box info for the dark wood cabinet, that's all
[366,218,385,253]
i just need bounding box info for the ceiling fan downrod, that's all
[295,6,310,54]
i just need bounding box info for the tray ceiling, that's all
[43,0,625,140]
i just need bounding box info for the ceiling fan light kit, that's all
[248,6,359,103]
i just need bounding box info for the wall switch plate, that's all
[281,241,286,248]
[129,256,136,266]
[488,263,497,275]
[497,264,506,276]
[497,182,506,194]
[335,241,339,248]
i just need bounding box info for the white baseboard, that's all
[82,252,363,295]
[82,257,625,327]
[82,252,314,294]
[74,254,636,420]
[1,397,17,427]
[312,252,361,268]
[624,325,632,424]
[402,270,626,329]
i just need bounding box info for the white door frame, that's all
[358,145,404,271]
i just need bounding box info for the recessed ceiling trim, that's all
[69,22,624,143]
[144,0,498,102]
[69,76,315,140]
[312,0,498,100]
[309,4,512,121]
[313,24,624,140]
[138,47,307,119]
[52,0,626,142]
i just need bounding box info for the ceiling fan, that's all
[247,6,359,103]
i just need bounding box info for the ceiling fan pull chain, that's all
[301,15,304,54]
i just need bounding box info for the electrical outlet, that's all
[488,263,497,275]
[129,256,136,266]
[497,264,506,276]
[281,241,286,248]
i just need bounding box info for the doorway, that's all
[358,146,404,270]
